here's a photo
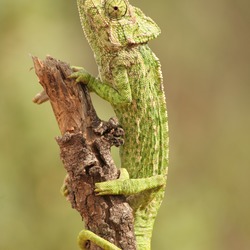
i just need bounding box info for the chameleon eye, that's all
[105,0,128,20]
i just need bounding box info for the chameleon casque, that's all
[72,0,169,249]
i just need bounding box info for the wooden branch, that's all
[32,56,136,250]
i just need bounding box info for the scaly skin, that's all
[73,0,169,249]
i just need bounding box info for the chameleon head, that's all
[77,0,161,50]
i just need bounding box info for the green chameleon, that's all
[71,0,169,249]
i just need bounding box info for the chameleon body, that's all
[73,0,169,249]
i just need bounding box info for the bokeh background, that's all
[0,0,249,249]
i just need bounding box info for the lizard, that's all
[71,0,169,249]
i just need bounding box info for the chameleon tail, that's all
[78,230,121,250]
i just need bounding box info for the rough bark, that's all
[32,56,136,250]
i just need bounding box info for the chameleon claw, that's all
[68,67,91,84]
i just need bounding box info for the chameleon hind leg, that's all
[95,168,166,213]
[78,230,121,250]
[95,170,166,250]
[95,170,166,196]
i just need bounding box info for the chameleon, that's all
[71,0,169,249]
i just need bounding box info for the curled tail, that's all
[78,230,121,250]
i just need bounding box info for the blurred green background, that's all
[0,0,249,249]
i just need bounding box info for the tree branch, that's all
[32,56,136,250]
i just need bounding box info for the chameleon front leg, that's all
[70,66,132,105]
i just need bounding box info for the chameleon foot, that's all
[60,174,70,198]
[69,67,92,84]
[32,90,49,104]
[78,229,121,250]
